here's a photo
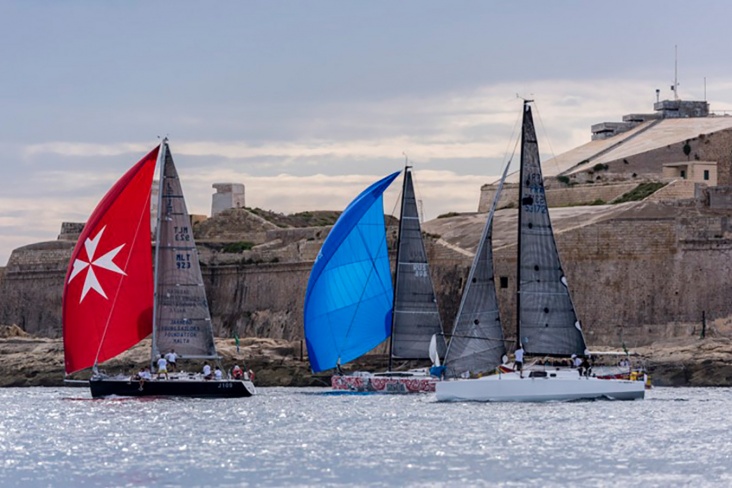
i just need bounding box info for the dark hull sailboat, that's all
[90,376,255,398]
[63,142,255,399]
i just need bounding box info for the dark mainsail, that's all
[443,160,511,378]
[517,103,587,357]
[151,143,217,362]
[389,168,445,363]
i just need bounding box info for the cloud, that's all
[6,76,732,266]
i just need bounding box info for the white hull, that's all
[435,370,645,402]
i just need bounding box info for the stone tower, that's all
[212,183,246,217]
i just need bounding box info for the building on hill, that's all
[212,183,246,217]
[479,98,732,211]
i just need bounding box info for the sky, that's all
[2,1,732,265]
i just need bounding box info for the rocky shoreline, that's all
[1,324,731,388]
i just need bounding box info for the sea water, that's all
[0,387,730,487]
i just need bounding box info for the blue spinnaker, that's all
[304,171,401,372]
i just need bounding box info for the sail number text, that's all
[176,253,191,269]
[413,263,428,278]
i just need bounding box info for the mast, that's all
[150,139,166,370]
[515,101,530,348]
[388,159,409,372]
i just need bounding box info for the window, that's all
[680,170,686,178]
[500,276,509,289]
[704,170,710,181]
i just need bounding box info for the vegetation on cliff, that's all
[613,182,667,203]
[247,208,342,228]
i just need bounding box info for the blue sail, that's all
[304,171,401,372]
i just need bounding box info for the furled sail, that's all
[151,143,217,360]
[62,146,159,374]
[304,172,400,372]
[517,103,587,356]
[390,168,445,360]
[443,159,511,378]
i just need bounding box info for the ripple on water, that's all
[0,387,731,487]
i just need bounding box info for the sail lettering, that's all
[413,263,428,278]
[174,226,191,242]
[176,253,191,269]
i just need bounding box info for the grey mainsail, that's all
[443,160,511,378]
[517,103,587,357]
[151,142,217,361]
[390,167,445,361]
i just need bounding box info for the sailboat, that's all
[436,101,644,402]
[63,141,256,398]
[304,166,445,393]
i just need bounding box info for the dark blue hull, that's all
[90,378,256,398]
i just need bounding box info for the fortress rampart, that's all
[2,199,732,350]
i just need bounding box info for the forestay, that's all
[151,143,217,360]
[304,172,400,372]
[391,168,445,360]
[517,104,587,357]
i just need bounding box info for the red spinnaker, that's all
[62,146,159,374]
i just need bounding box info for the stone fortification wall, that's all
[568,128,732,185]
[708,186,732,208]
[490,213,732,349]
[645,180,700,202]
[0,242,73,337]
[204,262,312,340]
[265,227,327,247]
[4,199,732,351]
[58,222,84,241]
[478,182,638,211]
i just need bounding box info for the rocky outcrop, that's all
[0,335,321,388]
[1,333,731,388]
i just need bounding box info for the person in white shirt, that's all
[573,354,582,368]
[140,367,152,381]
[514,345,525,379]
[165,349,178,372]
[156,355,168,380]
[202,363,212,380]
[214,367,223,380]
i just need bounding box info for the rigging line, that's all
[407,159,428,224]
[93,160,155,369]
[532,101,562,176]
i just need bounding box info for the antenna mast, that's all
[673,45,679,100]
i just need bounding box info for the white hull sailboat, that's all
[436,101,645,402]
[436,369,644,402]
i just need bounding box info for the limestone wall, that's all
[478,182,638,211]
[645,180,700,202]
[709,186,732,208]
[204,262,312,340]
[0,246,70,337]
[4,202,732,352]
[488,215,732,349]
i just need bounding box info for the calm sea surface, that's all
[0,386,730,487]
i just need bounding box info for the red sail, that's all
[62,146,159,374]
